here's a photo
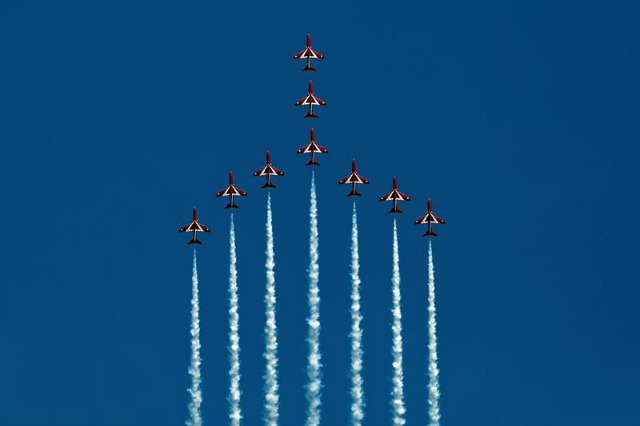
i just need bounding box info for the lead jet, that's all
[414,199,446,236]
[379,176,411,213]
[253,151,285,188]
[295,80,326,118]
[179,207,211,245]
[297,128,328,166]
[215,171,247,209]
[338,159,370,196]
[293,33,324,71]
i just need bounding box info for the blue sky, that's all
[1,1,639,425]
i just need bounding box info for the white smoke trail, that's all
[228,214,242,426]
[391,219,406,425]
[349,202,365,425]
[187,249,202,426]
[305,171,322,426]
[263,191,280,425]
[427,241,441,426]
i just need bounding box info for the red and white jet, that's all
[295,80,326,118]
[379,176,411,213]
[179,207,211,245]
[297,128,328,166]
[338,159,370,196]
[293,33,324,71]
[414,199,446,236]
[215,171,247,209]
[253,151,285,188]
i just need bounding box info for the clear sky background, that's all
[1,1,639,425]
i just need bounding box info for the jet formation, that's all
[179,33,445,243]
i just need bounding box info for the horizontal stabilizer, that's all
[347,190,362,197]
[388,207,403,214]
[423,230,438,237]
[188,238,203,245]
[303,112,319,118]
[302,65,317,71]
[262,182,276,189]
[225,203,239,209]
[306,159,321,166]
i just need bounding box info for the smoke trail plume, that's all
[187,249,202,426]
[228,214,242,426]
[391,219,406,425]
[305,171,322,426]
[264,192,280,425]
[427,241,441,426]
[349,202,365,425]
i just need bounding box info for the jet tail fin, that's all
[347,190,362,197]
[305,159,321,166]
[188,238,203,245]
[388,206,403,214]
[303,111,319,118]
[302,65,317,71]
[423,230,438,237]
[262,182,276,189]
[224,203,239,209]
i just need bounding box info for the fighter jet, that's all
[414,199,446,236]
[215,171,247,209]
[338,159,370,196]
[253,151,285,188]
[179,207,211,245]
[379,176,411,213]
[297,128,328,166]
[293,33,324,71]
[295,80,326,118]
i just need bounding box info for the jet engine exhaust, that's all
[187,249,203,426]
[228,214,242,426]
[391,219,406,425]
[305,171,323,426]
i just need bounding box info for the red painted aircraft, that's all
[338,159,370,196]
[414,199,446,236]
[379,176,411,213]
[297,128,328,166]
[179,207,211,245]
[253,151,285,188]
[295,80,326,118]
[215,171,247,209]
[293,33,324,71]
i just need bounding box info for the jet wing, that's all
[297,144,309,154]
[293,48,308,59]
[216,186,230,197]
[355,174,370,184]
[293,47,325,59]
[338,174,352,185]
[197,222,211,232]
[433,214,445,224]
[179,222,194,232]
[414,214,428,225]
[253,165,268,176]
[399,191,411,201]
[309,48,324,59]
[379,191,394,201]
[311,95,326,105]
[295,95,311,105]
[270,165,285,176]
[232,185,248,196]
